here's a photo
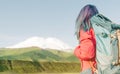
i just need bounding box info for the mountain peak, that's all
[6,36,73,51]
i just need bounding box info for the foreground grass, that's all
[0,47,80,73]
[0,60,80,73]
[0,72,80,74]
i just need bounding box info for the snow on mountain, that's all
[6,36,73,51]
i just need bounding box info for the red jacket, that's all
[74,28,96,71]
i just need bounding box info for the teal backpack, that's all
[90,14,120,74]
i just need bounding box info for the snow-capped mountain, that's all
[6,37,73,51]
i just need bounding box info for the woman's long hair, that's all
[75,4,99,40]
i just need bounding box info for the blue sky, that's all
[0,0,120,48]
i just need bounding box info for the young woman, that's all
[74,4,98,74]
[74,4,120,74]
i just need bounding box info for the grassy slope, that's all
[0,47,80,73]
[0,47,79,62]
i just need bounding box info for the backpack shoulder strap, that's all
[111,29,120,66]
[116,30,120,65]
[88,61,98,74]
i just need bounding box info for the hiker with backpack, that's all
[74,4,120,74]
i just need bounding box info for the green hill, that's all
[0,47,79,62]
[0,47,80,73]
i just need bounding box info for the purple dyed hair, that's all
[75,4,99,40]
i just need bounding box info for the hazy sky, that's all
[0,0,120,48]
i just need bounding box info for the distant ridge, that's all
[6,36,73,52]
[0,47,80,73]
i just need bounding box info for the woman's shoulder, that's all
[79,28,94,41]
